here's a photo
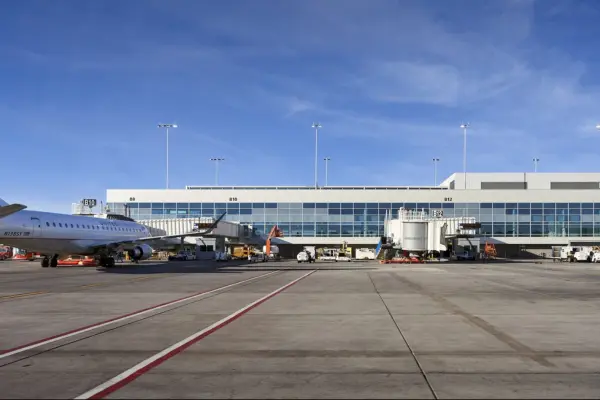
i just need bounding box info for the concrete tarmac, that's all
[0,258,599,398]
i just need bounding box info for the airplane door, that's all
[30,217,42,237]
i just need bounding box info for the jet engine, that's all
[127,244,154,261]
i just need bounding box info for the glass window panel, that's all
[569,208,581,215]
[316,223,327,236]
[582,208,593,214]
[366,225,379,236]
[505,208,517,215]
[316,215,329,222]
[531,209,542,214]
[302,224,315,236]
[303,214,316,222]
[518,215,530,222]
[328,215,341,223]
[581,214,593,223]
[240,209,252,215]
[493,203,505,209]
[353,224,365,236]
[416,203,428,209]
[531,215,543,222]
[328,203,341,208]
[569,215,581,222]
[543,203,555,209]
[138,203,151,208]
[594,203,600,209]
[506,203,517,208]
[518,209,530,215]
[480,224,492,236]
[341,209,353,215]
[392,203,403,209]
[151,203,163,208]
[303,203,315,208]
[367,203,378,208]
[380,203,392,209]
[265,203,277,208]
[289,203,302,209]
[213,203,225,208]
[288,209,302,215]
[176,203,189,210]
[582,203,593,208]
[354,214,365,222]
[315,203,327,208]
[354,203,366,209]
[252,203,265,208]
[404,203,416,209]
[442,203,454,209]
[569,203,581,209]
[454,203,467,209]
[480,214,493,222]
[277,203,291,209]
[531,203,543,208]
[530,224,543,236]
[543,208,555,215]
[327,224,340,236]
[481,203,493,208]
[518,203,530,209]
[493,214,506,222]
[518,224,530,237]
[341,224,353,237]
[328,209,341,215]
[556,203,568,208]
[289,214,303,223]
[251,214,264,223]
[290,224,302,237]
[582,223,594,236]
[569,224,581,236]
[151,209,163,215]
[595,225,600,236]
[227,203,239,210]
[493,223,505,235]
[340,215,354,223]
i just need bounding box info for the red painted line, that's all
[76,270,317,399]
[0,271,279,360]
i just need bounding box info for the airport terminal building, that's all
[106,172,600,257]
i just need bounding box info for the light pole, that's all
[210,158,225,185]
[323,157,331,186]
[460,123,470,189]
[532,158,540,172]
[432,158,440,186]
[158,123,178,189]
[312,122,322,189]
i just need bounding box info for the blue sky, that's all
[2,0,600,213]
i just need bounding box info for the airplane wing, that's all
[89,212,227,251]
[0,204,27,219]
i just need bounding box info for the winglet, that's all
[0,204,27,219]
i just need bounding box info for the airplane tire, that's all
[41,258,49,268]
[50,256,58,268]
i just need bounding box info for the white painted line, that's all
[0,271,280,360]
[75,269,317,399]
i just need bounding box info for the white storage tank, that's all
[402,221,428,251]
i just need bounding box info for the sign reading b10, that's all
[81,199,97,207]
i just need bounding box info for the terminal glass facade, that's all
[107,201,600,238]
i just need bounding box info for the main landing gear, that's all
[41,255,59,268]
[96,255,116,268]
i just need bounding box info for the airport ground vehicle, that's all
[297,249,315,263]
[0,245,12,260]
[355,248,376,260]
[560,246,594,262]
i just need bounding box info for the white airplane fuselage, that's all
[0,209,151,256]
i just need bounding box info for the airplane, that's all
[0,197,226,268]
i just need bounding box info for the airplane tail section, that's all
[0,203,27,219]
[0,198,7,206]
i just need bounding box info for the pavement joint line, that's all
[74,269,317,400]
[0,270,281,360]
[367,272,439,400]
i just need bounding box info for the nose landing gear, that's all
[40,255,59,268]
[96,255,116,268]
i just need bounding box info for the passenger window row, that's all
[45,221,143,232]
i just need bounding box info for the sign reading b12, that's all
[82,199,97,207]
